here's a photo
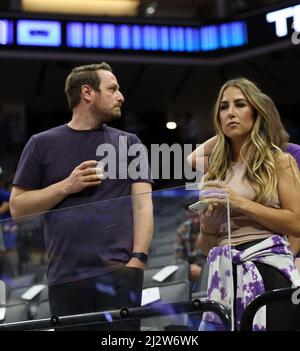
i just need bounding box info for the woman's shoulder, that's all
[275,152,295,172]
[285,143,300,169]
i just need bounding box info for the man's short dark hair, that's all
[65,62,113,110]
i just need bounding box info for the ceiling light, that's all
[21,0,140,17]
[166,122,177,130]
[145,1,158,17]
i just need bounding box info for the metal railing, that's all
[240,287,300,331]
[0,299,231,331]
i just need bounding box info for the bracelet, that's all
[131,252,148,264]
[200,225,216,237]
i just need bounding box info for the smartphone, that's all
[188,200,209,215]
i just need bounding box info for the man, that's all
[10,62,153,330]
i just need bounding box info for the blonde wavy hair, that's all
[206,77,298,204]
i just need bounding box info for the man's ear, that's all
[81,84,93,102]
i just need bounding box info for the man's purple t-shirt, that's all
[13,124,152,285]
[285,143,300,258]
[286,143,300,169]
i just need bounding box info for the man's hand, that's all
[62,160,104,195]
[126,257,145,270]
[10,160,104,218]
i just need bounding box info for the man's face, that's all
[91,69,124,122]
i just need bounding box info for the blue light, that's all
[119,24,130,49]
[192,28,201,51]
[159,26,169,51]
[231,21,248,46]
[65,20,248,52]
[185,28,194,52]
[0,19,13,45]
[100,23,115,49]
[184,28,201,52]
[92,23,100,48]
[176,27,185,51]
[220,24,230,48]
[168,27,186,52]
[220,22,248,48]
[17,20,61,46]
[143,25,159,50]
[85,23,93,48]
[66,22,84,47]
[132,25,142,50]
[170,27,180,51]
[84,23,99,48]
[200,25,219,51]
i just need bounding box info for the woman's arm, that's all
[288,236,300,256]
[196,232,217,256]
[201,154,300,237]
[196,203,225,255]
[240,154,300,236]
[187,136,218,172]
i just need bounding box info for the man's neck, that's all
[68,111,103,130]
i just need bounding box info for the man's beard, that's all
[92,106,121,124]
[102,110,121,124]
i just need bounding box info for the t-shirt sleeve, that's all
[127,134,154,185]
[291,147,300,170]
[13,136,43,190]
[285,144,300,170]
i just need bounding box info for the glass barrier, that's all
[0,184,233,331]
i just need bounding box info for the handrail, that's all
[240,287,299,331]
[0,298,231,331]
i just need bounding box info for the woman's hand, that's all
[199,180,245,211]
[200,203,227,234]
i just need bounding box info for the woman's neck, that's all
[231,138,250,163]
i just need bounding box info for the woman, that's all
[193,78,300,331]
[188,93,300,259]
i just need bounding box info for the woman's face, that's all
[219,86,255,143]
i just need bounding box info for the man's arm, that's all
[126,182,153,270]
[10,160,103,218]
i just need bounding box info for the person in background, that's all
[174,199,206,291]
[0,167,10,222]
[0,167,18,279]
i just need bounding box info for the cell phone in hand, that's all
[188,200,209,215]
